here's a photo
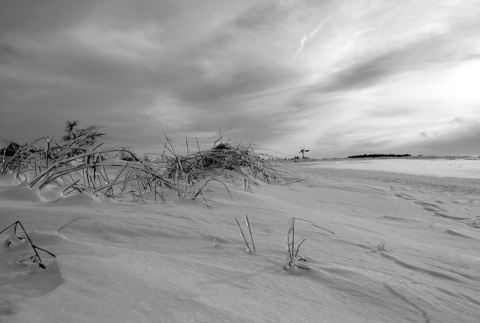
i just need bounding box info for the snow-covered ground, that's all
[309,158,480,179]
[1,159,479,322]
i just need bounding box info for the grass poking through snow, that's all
[235,214,256,254]
[1,221,56,270]
[1,128,300,205]
[284,217,334,272]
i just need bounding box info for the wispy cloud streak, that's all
[291,15,331,62]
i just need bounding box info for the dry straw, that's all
[1,126,299,205]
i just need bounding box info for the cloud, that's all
[231,2,283,31]
[401,120,480,156]
[292,15,331,61]
[311,27,480,94]
[0,0,98,34]
[0,41,24,63]
[0,0,303,150]
[1,0,480,158]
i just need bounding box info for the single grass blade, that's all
[235,217,251,253]
[245,214,256,254]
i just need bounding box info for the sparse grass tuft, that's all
[283,217,334,272]
[235,214,256,254]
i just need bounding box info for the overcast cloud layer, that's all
[1,0,479,158]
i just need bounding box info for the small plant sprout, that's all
[1,221,56,269]
[283,217,334,272]
[235,214,256,254]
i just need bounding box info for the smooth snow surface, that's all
[1,160,479,322]
[310,159,480,179]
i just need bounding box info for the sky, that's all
[1,0,479,158]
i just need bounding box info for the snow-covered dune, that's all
[1,160,479,322]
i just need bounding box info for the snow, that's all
[309,158,480,179]
[1,159,479,322]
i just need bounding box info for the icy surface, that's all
[0,160,479,322]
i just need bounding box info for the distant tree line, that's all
[348,154,411,159]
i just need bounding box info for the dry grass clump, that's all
[162,135,297,194]
[0,125,106,178]
[1,129,298,205]
[1,137,49,178]
[0,125,167,201]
